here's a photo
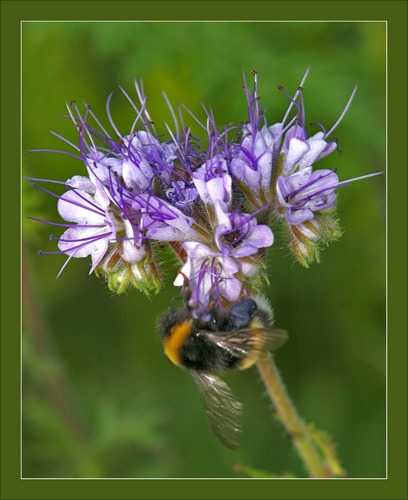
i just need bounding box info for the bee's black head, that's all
[157,308,193,339]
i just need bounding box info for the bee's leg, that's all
[205,289,228,331]
[228,298,258,329]
[176,271,192,308]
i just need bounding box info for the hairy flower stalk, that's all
[27,70,381,477]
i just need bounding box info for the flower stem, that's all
[256,354,334,478]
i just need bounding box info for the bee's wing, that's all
[258,327,288,352]
[208,327,288,359]
[190,371,243,449]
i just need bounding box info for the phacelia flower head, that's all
[27,71,381,316]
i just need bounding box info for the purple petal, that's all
[219,276,242,302]
[285,208,314,224]
[247,225,274,249]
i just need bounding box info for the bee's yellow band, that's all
[237,318,265,370]
[164,319,193,366]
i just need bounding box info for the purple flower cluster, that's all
[28,71,380,316]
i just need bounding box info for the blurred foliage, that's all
[22,22,386,478]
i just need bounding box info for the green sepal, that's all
[94,246,163,296]
[286,212,342,268]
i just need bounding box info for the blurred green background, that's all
[22,22,386,479]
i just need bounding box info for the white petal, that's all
[66,176,96,193]
[297,138,328,170]
[122,159,153,191]
[89,239,109,273]
[57,226,107,258]
[121,240,146,262]
[58,190,104,225]
[282,138,310,177]
[183,241,213,260]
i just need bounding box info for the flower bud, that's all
[95,245,162,295]
[287,214,342,267]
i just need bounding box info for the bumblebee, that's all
[158,295,287,449]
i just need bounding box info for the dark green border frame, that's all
[1,1,407,499]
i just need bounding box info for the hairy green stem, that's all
[257,354,333,478]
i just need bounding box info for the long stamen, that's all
[87,103,115,141]
[24,177,67,185]
[65,188,108,216]
[162,91,179,139]
[335,170,383,188]
[288,170,336,199]
[52,231,112,244]
[106,92,122,137]
[56,253,75,278]
[281,67,310,127]
[27,148,83,161]
[29,182,106,218]
[179,103,207,131]
[26,215,104,229]
[133,80,158,136]
[49,130,80,151]
[326,85,358,138]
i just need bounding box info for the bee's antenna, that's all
[169,295,184,308]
